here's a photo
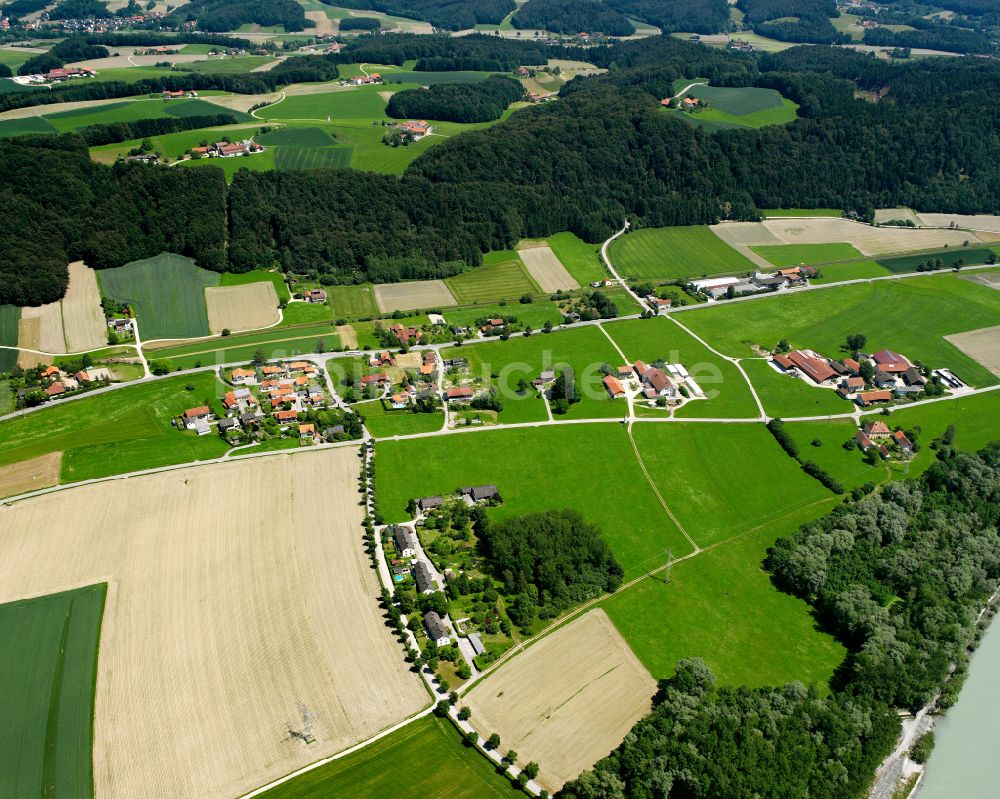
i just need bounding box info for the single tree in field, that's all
[502,750,518,766]
[845,333,867,352]
[487,733,501,750]
[523,762,540,779]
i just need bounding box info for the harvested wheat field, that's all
[205,282,280,334]
[763,218,975,255]
[465,609,656,791]
[374,280,457,313]
[336,323,358,348]
[945,325,1000,379]
[0,451,62,499]
[0,448,427,799]
[873,207,922,226]
[62,262,108,351]
[20,300,66,354]
[917,213,1000,235]
[518,245,579,292]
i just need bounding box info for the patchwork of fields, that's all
[609,225,757,281]
[0,449,427,799]
[97,253,220,340]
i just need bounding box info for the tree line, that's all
[736,0,849,44]
[603,0,731,34]
[512,0,635,36]
[77,113,240,147]
[337,32,556,72]
[561,441,1000,797]
[163,0,309,33]
[386,75,523,123]
[326,0,514,30]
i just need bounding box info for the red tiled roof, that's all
[773,354,795,370]
[787,350,837,383]
[603,375,625,396]
[859,390,892,405]
[184,405,209,418]
[446,386,474,399]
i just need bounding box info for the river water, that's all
[918,618,1000,798]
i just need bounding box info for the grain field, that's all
[0,451,61,498]
[945,325,1000,378]
[465,609,656,791]
[20,299,66,354]
[0,448,427,799]
[62,262,108,352]
[917,213,1000,235]
[518,245,579,292]
[763,218,974,255]
[375,280,457,313]
[205,282,280,334]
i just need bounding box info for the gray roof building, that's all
[417,496,443,511]
[460,485,499,502]
[413,561,435,593]
[424,611,449,643]
[392,525,415,555]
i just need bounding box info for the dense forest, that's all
[78,113,240,147]
[338,17,381,31]
[338,33,555,71]
[327,0,515,30]
[10,36,1000,297]
[737,0,848,44]
[478,509,624,613]
[163,0,309,33]
[768,443,1000,711]
[0,135,226,305]
[560,442,1000,797]
[604,0,731,34]
[49,0,108,18]
[512,0,635,36]
[559,659,900,799]
[386,75,523,123]
[863,22,995,54]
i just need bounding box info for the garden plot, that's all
[205,281,280,334]
[944,325,1000,378]
[0,448,427,799]
[62,262,108,351]
[465,609,656,792]
[518,244,579,292]
[375,280,457,312]
[917,213,1000,235]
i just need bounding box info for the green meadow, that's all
[356,398,444,437]
[89,123,262,163]
[877,247,996,273]
[327,284,379,318]
[441,325,626,422]
[545,231,608,285]
[443,300,568,332]
[740,358,852,418]
[149,328,340,370]
[0,584,106,799]
[376,424,694,576]
[446,253,540,305]
[280,301,333,326]
[608,225,756,281]
[97,253,219,340]
[0,372,228,482]
[631,422,832,547]
[678,274,1000,388]
[603,317,761,419]
[751,242,864,266]
[257,716,520,799]
[602,503,846,688]
[668,85,798,128]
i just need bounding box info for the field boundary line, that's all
[625,426,699,553]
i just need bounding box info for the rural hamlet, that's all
[1,8,999,799]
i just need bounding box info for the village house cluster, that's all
[178,359,357,444]
[691,266,818,301]
[770,346,965,407]
[357,349,440,411]
[189,138,266,159]
[13,363,113,408]
[603,360,704,408]
[854,420,915,461]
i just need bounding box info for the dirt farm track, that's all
[0,448,427,799]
